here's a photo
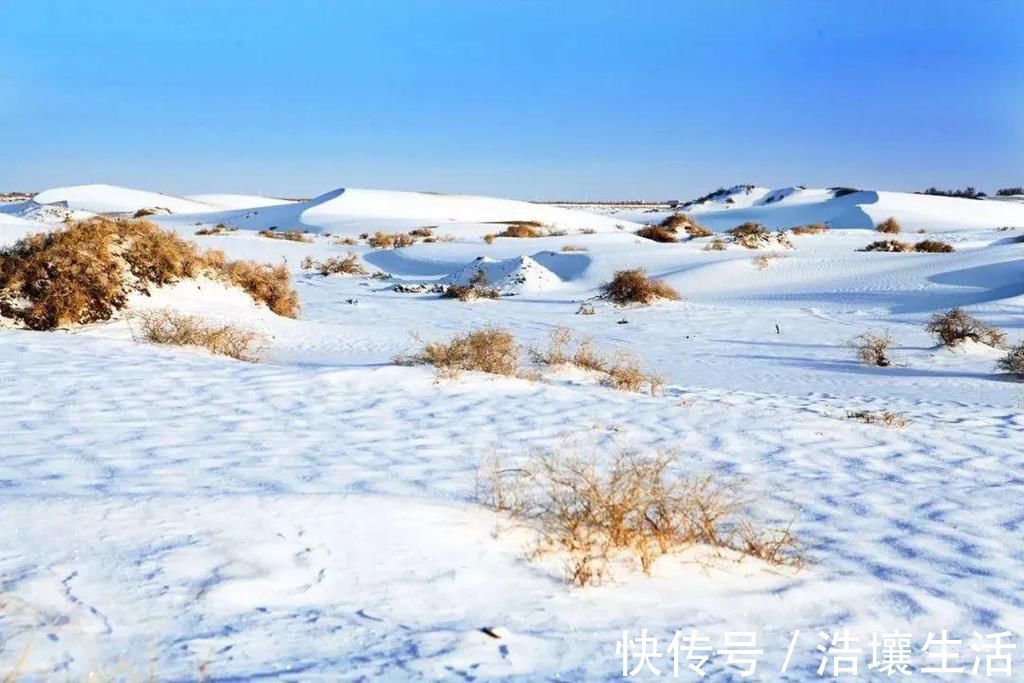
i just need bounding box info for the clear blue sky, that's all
[1,1,1021,200]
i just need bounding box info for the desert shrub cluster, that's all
[704,238,728,252]
[791,224,828,236]
[876,217,901,234]
[913,239,955,253]
[635,225,678,243]
[495,222,545,238]
[530,327,663,395]
[301,254,367,276]
[195,223,238,236]
[442,283,501,301]
[600,268,680,305]
[996,341,1024,379]
[0,217,299,329]
[367,231,416,249]
[926,308,1005,348]
[478,450,802,586]
[727,222,793,249]
[257,229,312,243]
[132,309,265,362]
[399,328,520,377]
[849,331,893,367]
[860,239,913,253]
[636,213,711,242]
[846,410,908,428]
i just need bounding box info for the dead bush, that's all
[728,222,768,238]
[332,236,359,246]
[257,229,312,243]
[600,268,680,305]
[996,341,1024,379]
[926,308,1005,348]
[753,253,783,269]
[636,226,678,243]
[442,283,501,301]
[133,207,162,218]
[496,224,544,238]
[132,309,264,361]
[195,223,237,236]
[409,226,436,237]
[483,233,496,244]
[684,223,713,238]
[367,231,416,249]
[301,254,366,276]
[914,240,954,253]
[560,244,588,252]
[529,328,662,394]
[876,217,902,234]
[860,239,913,253]
[402,328,519,377]
[791,224,828,236]
[846,410,908,428]
[659,213,691,230]
[849,331,893,367]
[603,351,664,395]
[478,450,801,586]
[704,238,728,252]
[220,260,300,318]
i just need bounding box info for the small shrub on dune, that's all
[478,450,801,586]
[402,327,519,377]
[926,308,1005,348]
[483,233,496,244]
[659,213,692,231]
[914,239,954,253]
[442,283,501,301]
[132,309,265,362]
[220,260,300,318]
[133,207,161,218]
[996,341,1024,379]
[257,229,313,243]
[704,238,728,252]
[195,223,237,236]
[332,236,359,246]
[367,231,416,249]
[684,223,713,238]
[876,217,901,234]
[301,254,367,276]
[728,222,768,238]
[635,225,678,243]
[849,331,893,367]
[529,327,662,394]
[846,410,908,428]
[496,224,544,238]
[600,268,680,305]
[791,223,828,236]
[603,351,664,395]
[560,244,588,252]
[860,239,913,253]
[753,253,783,270]
[408,226,436,237]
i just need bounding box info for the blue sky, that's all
[1,1,1021,200]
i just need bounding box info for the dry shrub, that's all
[914,239,954,253]
[133,207,161,218]
[753,253,783,270]
[409,226,436,237]
[497,224,544,238]
[368,231,416,249]
[846,410,908,428]
[600,268,680,305]
[729,222,767,238]
[791,224,828,236]
[849,331,893,367]
[996,341,1024,379]
[442,283,501,301]
[132,309,264,362]
[402,328,519,377]
[483,233,496,244]
[257,229,312,243]
[636,226,678,243]
[529,327,662,394]
[684,223,713,238]
[220,260,300,318]
[704,238,728,252]
[301,254,366,276]
[876,217,901,234]
[370,271,394,280]
[332,236,359,246]
[926,308,1005,348]
[580,228,597,235]
[659,213,692,230]
[478,450,801,586]
[560,244,588,252]
[860,239,913,252]
[195,223,237,236]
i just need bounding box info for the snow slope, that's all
[33,183,214,214]
[2,182,1024,680]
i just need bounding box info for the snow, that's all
[185,193,295,210]
[2,182,1024,679]
[33,183,214,214]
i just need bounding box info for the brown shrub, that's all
[409,226,436,237]
[301,254,367,276]
[635,226,678,243]
[133,207,161,218]
[753,253,783,269]
[132,309,265,361]
[914,240,954,253]
[602,351,664,395]
[220,260,300,318]
[684,223,713,238]
[704,238,728,251]
[496,224,544,238]
[402,328,519,377]
[529,328,662,394]
[367,231,416,249]
[926,308,1005,348]
[600,268,680,305]
[849,331,893,367]
[996,341,1024,379]
[560,244,588,252]
[728,222,768,238]
[791,224,828,236]
[442,283,501,301]
[483,233,496,244]
[876,217,901,234]
[195,223,237,236]
[257,229,312,243]
[478,450,801,586]
[846,410,908,428]
[659,213,692,230]
[332,236,359,246]
[860,239,913,252]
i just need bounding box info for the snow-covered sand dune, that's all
[2,181,1024,679]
